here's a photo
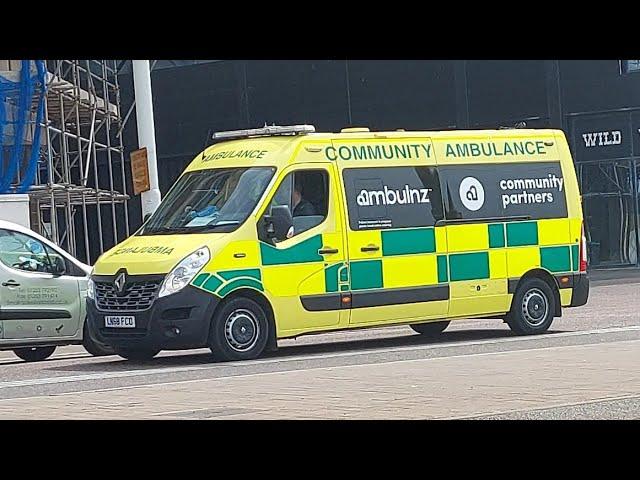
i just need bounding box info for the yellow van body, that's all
[87,127,589,360]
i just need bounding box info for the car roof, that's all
[186,128,565,172]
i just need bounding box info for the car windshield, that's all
[139,167,275,235]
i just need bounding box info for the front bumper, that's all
[87,278,219,351]
[570,272,589,307]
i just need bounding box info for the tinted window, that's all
[439,161,568,221]
[342,167,443,230]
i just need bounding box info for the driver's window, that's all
[259,169,329,244]
[0,229,53,273]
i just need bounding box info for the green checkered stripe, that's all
[486,220,579,274]
[191,268,264,297]
[349,222,580,290]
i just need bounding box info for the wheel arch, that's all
[511,268,562,317]
[213,288,278,352]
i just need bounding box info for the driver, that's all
[292,180,317,217]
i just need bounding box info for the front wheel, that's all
[13,346,56,362]
[410,320,450,336]
[209,297,269,362]
[506,278,556,335]
[82,321,115,357]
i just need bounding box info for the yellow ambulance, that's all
[86,125,589,361]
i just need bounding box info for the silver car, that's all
[0,220,113,361]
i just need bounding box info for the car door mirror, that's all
[263,205,293,241]
[48,256,67,276]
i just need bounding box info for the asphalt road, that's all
[0,273,638,419]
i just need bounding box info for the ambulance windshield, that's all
[140,167,276,235]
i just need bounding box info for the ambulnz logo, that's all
[459,177,485,211]
[356,185,431,206]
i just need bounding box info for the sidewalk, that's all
[0,339,638,419]
[589,267,640,286]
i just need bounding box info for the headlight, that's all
[87,278,95,300]
[158,246,210,298]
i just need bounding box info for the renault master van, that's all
[87,125,589,361]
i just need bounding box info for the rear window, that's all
[342,166,444,230]
[439,161,568,221]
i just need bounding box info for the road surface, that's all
[0,272,638,419]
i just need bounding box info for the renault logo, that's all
[114,272,126,294]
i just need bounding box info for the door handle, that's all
[2,280,20,287]
[360,245,380,252]
[318,247,339,255]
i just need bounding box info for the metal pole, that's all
[44,92,57,244]
[116,60,158,139]
[103,60,118,246]
[132,60,161,218]
[114,61,130,238]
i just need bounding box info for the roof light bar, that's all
[211,124,316,142]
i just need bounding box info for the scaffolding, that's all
[1,60,131,264]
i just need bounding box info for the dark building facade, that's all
[118,60,640,269]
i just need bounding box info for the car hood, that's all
[92,233,225,276]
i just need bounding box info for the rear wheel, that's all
[13,346,56,362]
[209,297,269,362]
[506,278,556,335]
[410,320,450,336]
[114,347,160,361]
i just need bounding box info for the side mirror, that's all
[49,256,66,276]
[263,205,293,241]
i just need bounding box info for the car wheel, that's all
[82,321,115,357]
[13,346,56,362]
[114,347,160,361]
[507,278,556,335]
[410,320,450,336]
[209,297,269,362]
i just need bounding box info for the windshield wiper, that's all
[186,222,240,232]
[143,226,193,235]
[143,222,240,235]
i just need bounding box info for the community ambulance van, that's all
[87,125,589,361]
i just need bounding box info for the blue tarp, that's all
[0,60,47,194]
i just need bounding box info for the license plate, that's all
[105,315,136,328]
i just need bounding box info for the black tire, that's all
[13,346,56,362]
[410,320,450,336]
[209,297,269,362]
[506,277,556,335]
[114,347,160,361]
[82,321,115,357]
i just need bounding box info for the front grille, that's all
[95,279,162,311]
